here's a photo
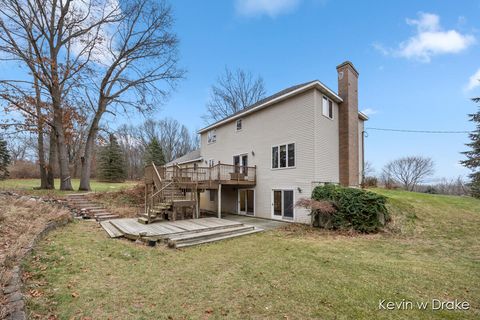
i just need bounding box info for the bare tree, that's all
[364,161,375,177]
[382,156,435,191]
[203,67,266,123]
[0,0,122,190]
[116,124,145,179]
[79,0,184,190]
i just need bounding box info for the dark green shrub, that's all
[423,186,438,194]
[311,184,389,233]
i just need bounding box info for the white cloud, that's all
[465,68,480,91]
[235,0,300,17]
[374,13,475,62]
[69,0,121,65]
[360,108,377,116]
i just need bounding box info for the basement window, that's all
[322,96,333,119]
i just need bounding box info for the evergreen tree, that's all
[0,137,11,180]
[97,134,127,182]
[144,137,166,166]
[461,97,480,198]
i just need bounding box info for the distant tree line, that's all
[2,117,198,182]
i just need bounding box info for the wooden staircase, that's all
[140,163,198,224]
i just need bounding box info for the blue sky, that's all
[2,0,477,180]
[145,0,479,181]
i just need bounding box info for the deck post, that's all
[217,184,222,219]
[196,191,200,219]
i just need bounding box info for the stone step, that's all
[88,208,107,212]
[168,225,255,248]
[96,214,119,221]
[94,212,112,217]
[71,202,94,206]
[69,200,92,204]
[173,229,262,249]
[80,207,103,211]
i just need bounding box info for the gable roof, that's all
[166,149,202,166]
[198,80,342,134]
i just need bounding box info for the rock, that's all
[3,285,20,294]
[9,310,26,320]
[7,292,23,302]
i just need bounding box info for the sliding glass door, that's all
[272,189,294,220]
[238,189,254,215]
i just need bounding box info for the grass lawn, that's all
[0,178,139,196]
[23,190,480,319]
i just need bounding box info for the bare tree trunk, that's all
[33,72,49,189]
[79,99,106,191]
[52,91,73,190]
[46,129,56,189]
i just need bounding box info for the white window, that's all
[236,119,242,131]
[207,129,216,143]
[272,143,295,169]
[322,96,333,119]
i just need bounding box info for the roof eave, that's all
[358,111,369,121]
[197,81,342,134]
[166,157,203,167]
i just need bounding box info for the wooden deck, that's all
[100,217,263,248]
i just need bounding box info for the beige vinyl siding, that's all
[313,89,340,184]
[358,119,365,185]
[199,89,338,223]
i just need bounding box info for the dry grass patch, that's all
[0,196,71,317]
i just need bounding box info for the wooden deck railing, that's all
[145,163,256,184]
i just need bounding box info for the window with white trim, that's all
[272,143,295,169]
[322,96,333,119]
[236,119,242,131]
[207,129,216,143]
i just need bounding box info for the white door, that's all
[238,189,254,215]
[233,154,248,174]
[272,190,294,220]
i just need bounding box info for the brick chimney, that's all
[336,61,359,187]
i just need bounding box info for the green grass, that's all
[0,178,139,196]
[23,190,480,319]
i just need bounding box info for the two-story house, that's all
[166,61,367,224]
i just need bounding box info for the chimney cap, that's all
[336,61,359,77]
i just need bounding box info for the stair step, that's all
[80,207,103,211]
[168,225,255,247]
[96,214,119,221]
[72,203,95,207]
[138,216,164,224]
[174,229,262,249]
[94,212,113,217]
[100,221,124,238]
[138,217,149,224]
